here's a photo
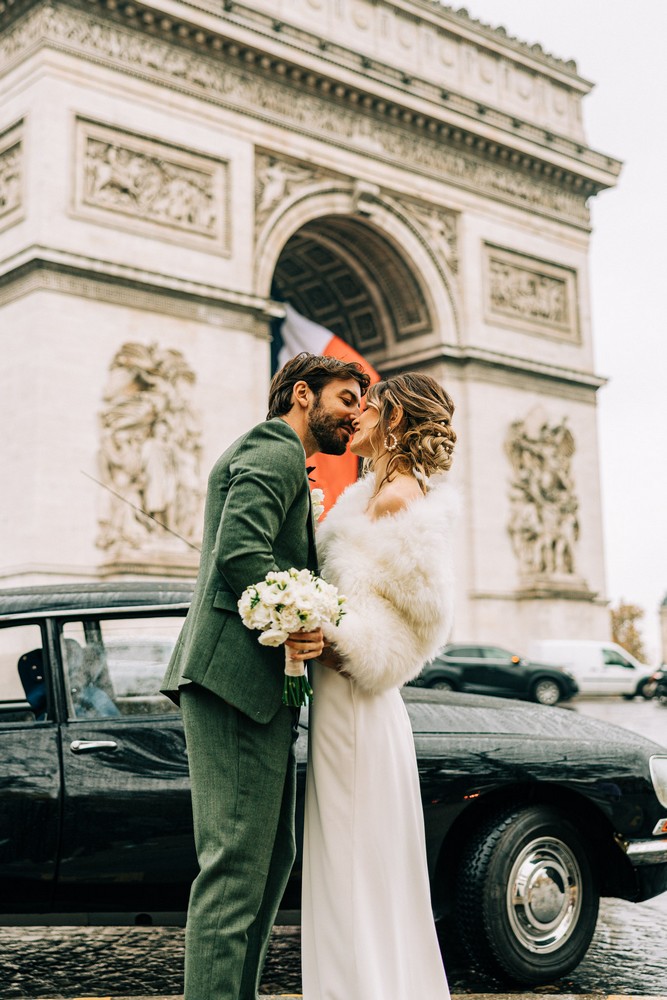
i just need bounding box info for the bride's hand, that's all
[318,643,351,678]
[285,628,324,660]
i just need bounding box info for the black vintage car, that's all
[1,582,666,987]
[411,642,580,705]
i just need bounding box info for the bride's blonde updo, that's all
[365,372,456,491]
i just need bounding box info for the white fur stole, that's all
[317,474,459,695]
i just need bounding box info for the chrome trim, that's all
[624,838,667,866]
[0,602,191,623]
[652,819,667,836]
[70,740,118,754]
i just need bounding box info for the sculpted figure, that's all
[506,410,580,578]
[96,342,203,555]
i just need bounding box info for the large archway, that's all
[255,187,460,371]
[272,215,432,366]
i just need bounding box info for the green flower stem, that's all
[282,673,314,707]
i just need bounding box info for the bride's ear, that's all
[389,405,404,432]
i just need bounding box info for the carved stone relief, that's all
[484,245,579,341]
[74,119,230,253]
[96,342,203,559]
[506,407,583,584]
[396,199,459,275]
[0,122,23,230]
[0,6,590,228]
[255,154,323,232]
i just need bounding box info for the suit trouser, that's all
[180,684,297,1000]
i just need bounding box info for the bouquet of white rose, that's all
[238,567,346,706]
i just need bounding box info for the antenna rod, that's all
[81,470,201,553]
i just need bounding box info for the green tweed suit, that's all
[162,417,317,1000]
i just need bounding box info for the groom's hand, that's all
[285,628,325,660]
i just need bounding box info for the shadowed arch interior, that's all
[272,215,431,359]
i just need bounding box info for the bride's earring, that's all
[384,432,398,451]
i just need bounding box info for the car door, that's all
[476,646,527,696]
[55,610,196,915]
[0,620,61,910]
[444,646,489,692]
[600,646,639,696]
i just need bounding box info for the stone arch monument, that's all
[0,0,621,647]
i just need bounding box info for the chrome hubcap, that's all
[507,836,582,953]
[535,680,559,705]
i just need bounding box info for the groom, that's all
[162,352,369,1000]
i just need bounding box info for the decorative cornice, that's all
[0,251,279,331]
[421,3,581,76]
[378,342,607,399]
[0,3,604,229]
[144,0,620,176]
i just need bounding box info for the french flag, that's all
[274,304,379,516]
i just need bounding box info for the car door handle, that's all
[70,739,119,754]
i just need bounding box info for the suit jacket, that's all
[161,418,317,723]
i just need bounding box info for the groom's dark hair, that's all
[267,352,370,419]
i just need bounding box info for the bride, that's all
[302,372,459,1000]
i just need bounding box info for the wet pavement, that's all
[0,698,665,998]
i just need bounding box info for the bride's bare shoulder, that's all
[368,475,423,520]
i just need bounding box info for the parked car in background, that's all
[410,642,578,705]
[2,583,667,988]
[527,639,654,698]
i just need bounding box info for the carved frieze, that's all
[0,6,591,228]
[506,407,584,585]
[0,121,23,230]
[96,342,203,559]
[74,119,230,253]
[484,245,579,341]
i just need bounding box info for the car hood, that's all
[402,688,665,752]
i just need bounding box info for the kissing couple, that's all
[162,351,459,999]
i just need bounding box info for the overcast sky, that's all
[461,0,667,661]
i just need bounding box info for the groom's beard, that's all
[308,400,353,455]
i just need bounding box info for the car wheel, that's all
[531,678,562,705]
[635,679,652,699]
[430,679,453,691]
[455,804,599,986]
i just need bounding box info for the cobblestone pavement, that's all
[0,892,665,998]
[0,698,665,998]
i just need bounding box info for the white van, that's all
[526,640,653,698]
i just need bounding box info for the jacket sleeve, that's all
[214,421,307,596]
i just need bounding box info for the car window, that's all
[60,615,184,719]
[602,647,635,670]
[445,646,482,658]
[479,646,512,660]
[0,622,48,722]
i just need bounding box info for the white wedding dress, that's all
[302,475,457,1000]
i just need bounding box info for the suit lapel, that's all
[305,484,319,573]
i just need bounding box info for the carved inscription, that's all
[75,119,230,252]
[0,7,591,228]
[506,408,582,581]
[484,245,579,340]
[96,342,203,558]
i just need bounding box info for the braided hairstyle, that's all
[365,372,456,493]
